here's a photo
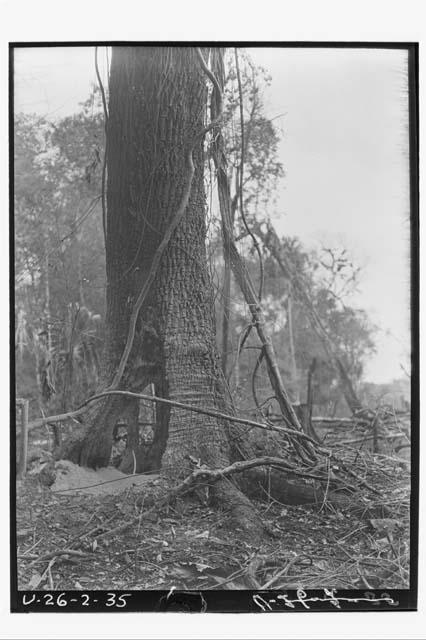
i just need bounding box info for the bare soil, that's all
[51,460,160,495]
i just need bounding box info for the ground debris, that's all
[16,444,410,591]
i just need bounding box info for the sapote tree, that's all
[62,45,282,536]
[38,46,370,537]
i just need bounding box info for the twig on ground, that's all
[95,454,358,540]
[29,549,94,566]
[21,537,42,556]
[319,458,332,513]
[356,566,373,589]
[260,555,304,589]
[47,558,55,589]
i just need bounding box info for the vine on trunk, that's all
[108,48,223,392]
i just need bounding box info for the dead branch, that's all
[29,549,93,566]
[24,390,380,496]
[95,454,353,540]
[27,389,319,446]
[338,434,410,447]
[25,407,87,432]
[311,417,368,425]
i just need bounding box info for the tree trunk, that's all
[42,233,62,447]
[221,251,232,377]
[67,46,265,538]
[287,291,300,404]
[209,49,316,466]
[221,198,237,380]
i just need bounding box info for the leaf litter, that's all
[17,449,410,592]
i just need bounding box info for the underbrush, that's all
[16,444,410,591]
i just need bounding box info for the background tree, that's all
[224,236,376,420]
[15,105,105,430]
[214,51,284,377]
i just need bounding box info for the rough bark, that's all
[64,46,265,539]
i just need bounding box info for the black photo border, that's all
[9,40,419,614]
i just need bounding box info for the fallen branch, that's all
[311,416,369,425]
[338,434,410,447]
[26,389,320,446]
[330,456,380,495]
[27,407,87,432]
[28,549,93,566]
[24,393,380,496]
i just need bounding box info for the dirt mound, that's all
[51,460,159,495]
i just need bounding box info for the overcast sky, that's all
[13,46,411,384]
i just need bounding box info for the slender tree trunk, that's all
[221,198,237,379]
[75,212,86,307]
[42,233,62,447]
[287,291,300,404]
[44,235,52,356]
[221,253,232,376]
[209,49,315,467]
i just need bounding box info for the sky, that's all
[13,46,411,384]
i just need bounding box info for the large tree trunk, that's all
[67,46,265,538]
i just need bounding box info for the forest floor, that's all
[16,427,411,592]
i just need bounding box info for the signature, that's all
[253,588,399,611]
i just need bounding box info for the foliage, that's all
[15,54,377,421]
[220,50,284,223]
[226,237,377,416]
[15,89,106,415]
